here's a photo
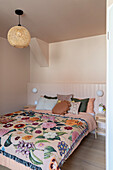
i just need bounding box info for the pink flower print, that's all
[42,116,56,121]
[42,116,49,120]
[48,116,56,121]
[37,143,44,147]
[72,131,79,143]
[42,122,56,129]
[0,129,10,137]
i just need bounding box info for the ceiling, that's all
[0,0,106,43]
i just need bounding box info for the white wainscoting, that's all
[27,83,106,113]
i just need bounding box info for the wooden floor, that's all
[0,133,105,170]
[62,133,105,170]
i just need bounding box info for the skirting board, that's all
[27,83,106,114]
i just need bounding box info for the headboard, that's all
[27,83,106,113]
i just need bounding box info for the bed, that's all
[0,107,96,170]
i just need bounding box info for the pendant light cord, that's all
[18,15,21,26]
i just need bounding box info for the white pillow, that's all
[68,101,81,114]
[36,97,58,110]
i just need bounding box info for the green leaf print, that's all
[45,146,56,153]
[44,152,51,159]
[56,132,67,136]
[72,125,78,128]
[56,123,65,126]
[4,134,12,147]
[35,135,45,139]
[68,135,72,141]
[3,129,16,137]
[35,140,50,144]
[29,150,43,165]
[47,136,60,141]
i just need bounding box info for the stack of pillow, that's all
[36,94,95,115]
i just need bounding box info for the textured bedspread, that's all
[0,110,96,170]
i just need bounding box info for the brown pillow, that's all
[52,100,71,115]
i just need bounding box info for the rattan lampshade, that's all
[7,9,31,48]
[7,26,31,48]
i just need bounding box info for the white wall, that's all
[30,35,106,84]
[108,0,113,6]
[0,37,30,114]
[107,2,113,170]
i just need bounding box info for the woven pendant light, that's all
[7,9,31,48]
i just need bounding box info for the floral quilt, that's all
[0,110,88,170]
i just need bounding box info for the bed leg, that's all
[95,129,97,139]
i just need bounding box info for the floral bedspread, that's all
[0,110,88,170]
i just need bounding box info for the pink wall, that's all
[0,37,30,114]
[30,35,106,83]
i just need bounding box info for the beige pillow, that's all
[57,94,73,101]
[69,101,81,114]
[52,100,71,115]
[86,98,95,113]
